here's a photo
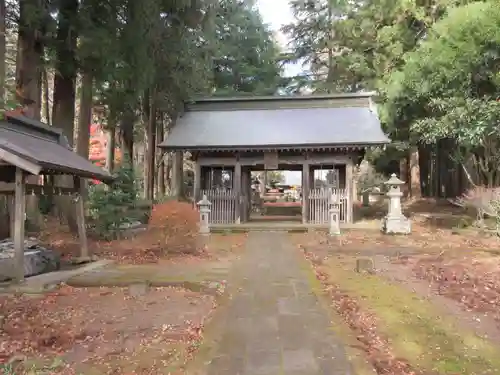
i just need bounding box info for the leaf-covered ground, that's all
[0,286,215,374]
[293,220,500,375]
[2,202,247,374]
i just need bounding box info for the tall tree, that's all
[282,0,349,93]
[384,0,500,187]
[212,0,283,95]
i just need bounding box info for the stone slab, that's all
[0,238,60,281]
[204,232,352,375]
[1,260,114,292]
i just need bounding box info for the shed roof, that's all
[158,94,390,151]
[0,113,112,182]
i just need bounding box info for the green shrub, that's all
[87,155,144,239]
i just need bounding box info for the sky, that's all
[256,0,303,185]
[256,0,303,78]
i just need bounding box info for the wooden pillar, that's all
[172,151,183,199]
[193,160,201,205]
[241,169,248,222]
[345,159,354,223]
[247,170,252,222]
[234,158,242,224]
[242,169,252,222]
[8,197,15,239]
[13,168,26,283]
[302,161,310,224]
[74,177,89,261]
[309,165,315,188]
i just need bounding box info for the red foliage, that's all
[88,124,122,184]
[149,200,200,254]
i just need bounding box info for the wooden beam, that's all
[0,148,42,176]
[234,156,242,224]
[302,160,310,224]
[198,153,352,167]
[74,177,89,261]
[193,160,201,205]
[8,197,15,239]
[198,156,237,166]
[241,168,250,223]
[0,183,77,195]
[13,168,26,283]
[345,159,354,223]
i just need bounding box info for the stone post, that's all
[197,194,212,235]
[381,174,411,234]
[328,190,341,236]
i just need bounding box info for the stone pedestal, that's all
[381,174,411,234]
[328,192,341,236]
[197,194,212,235]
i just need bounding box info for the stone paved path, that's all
[206,232,352,375]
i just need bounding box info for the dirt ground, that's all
[0,286,214,374]
[293,206,500,375]
[2,215,247,374]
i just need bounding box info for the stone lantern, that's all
[381,174,411,234]
[328,190,341,236]
[197,194,212,235]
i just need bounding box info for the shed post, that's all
[74,176,89,261]
[13,167,26,283]
[8,197,15,239]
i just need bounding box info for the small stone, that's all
[128,282,150,297]
[355,258,375,274]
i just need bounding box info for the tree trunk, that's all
[42,68,51,124]
[399,156,409,198]
[51,0,79,231]
[409,146,421,198]
[120,109,135,160]
[418,144,430,197]
[105,124,116,173]
[16,0,43,117]
[16,0,45,230]
[145,92,156,201]
[157,114,165,197]
[0,0,5,103]
[51,0,78,139]
[165,153,173,193]
[76,72,93,158]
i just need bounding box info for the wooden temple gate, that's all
[193,153,356,225]
[158,94,389,226]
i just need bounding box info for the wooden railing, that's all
[200,189,237,224]
[308,188,347,224]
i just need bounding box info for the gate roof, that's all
[158,93,390,152]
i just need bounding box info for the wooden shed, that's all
[0,113,112,282]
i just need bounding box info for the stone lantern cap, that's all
[384,173,405,186]
[197,194,212,207]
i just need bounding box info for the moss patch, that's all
[297,253,377,375]
[322,257,500,375]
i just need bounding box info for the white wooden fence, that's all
[200,189,237,224]
[308,188,348,224]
